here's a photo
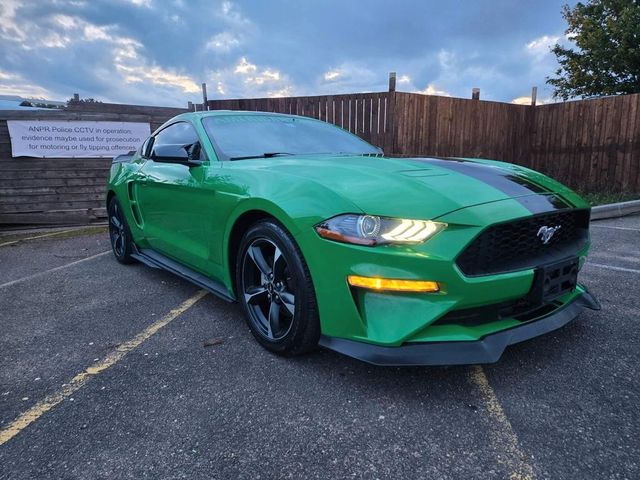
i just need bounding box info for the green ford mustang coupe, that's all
[106,111,600,366]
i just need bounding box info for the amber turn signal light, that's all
[347,275,440,293]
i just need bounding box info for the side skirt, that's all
[131,246,236,303]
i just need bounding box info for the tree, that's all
[547,0,640,100]
[67,97,103,104]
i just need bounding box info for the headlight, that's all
[315,214,446,246]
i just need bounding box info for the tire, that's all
[236,219,320,356]
[108,196,135,264]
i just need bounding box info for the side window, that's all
[151,122,204,160]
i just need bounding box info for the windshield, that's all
[202,114,380,159]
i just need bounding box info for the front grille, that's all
[456,209,590,276]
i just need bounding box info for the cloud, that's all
[267,86,293,98]
[0,0,573,106]
[217,0,251,28]
[109,34,200,93]
[83,24,113,41]
[316,63,381,93]
[512,96,533,105]
[117,64,199,93]
[511,96,547,106]
[406,48,513,99]
[40,32,72,48]
[0,70,51,98]
[234,57,257,74]
[323,71,341,81]
[525,34,560,61]
[53,14,78,29]
[246,69,280,85]
[1,7,200,103]
[209,57,294,98]
[437,49,456,70]
[126,0,152,7]
[0,0,27,42]
[206,32,241,52]
[204,3,253,57]
[416,84,450,96]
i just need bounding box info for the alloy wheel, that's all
[241,238,296,341]
[109,201,126,258]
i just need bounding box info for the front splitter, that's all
[319,289,600,366]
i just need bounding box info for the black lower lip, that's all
[319,288,600,366]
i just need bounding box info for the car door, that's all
[136,121,215,273]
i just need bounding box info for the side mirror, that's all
[151,144,202,166]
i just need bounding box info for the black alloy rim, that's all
[109,202,126,257]
[241,238,296,341]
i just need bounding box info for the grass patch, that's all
[48,225,108,240]
[578,191,639,206]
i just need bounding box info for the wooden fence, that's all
[208,93,397,153]
[0,92,638,227]
[0,106,184,225]
[209,91,640,193]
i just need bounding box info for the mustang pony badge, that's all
[537,225,561,244]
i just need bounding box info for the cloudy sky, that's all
[0,0,575,107]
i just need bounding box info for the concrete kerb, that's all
[591,199,640,220]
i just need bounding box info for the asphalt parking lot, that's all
[0,215,638,480]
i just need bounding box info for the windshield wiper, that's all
[230,152,294,160]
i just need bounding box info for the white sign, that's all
[7,120,151,158]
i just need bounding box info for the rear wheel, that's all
[236,220,320,356]
[108,196,135,264]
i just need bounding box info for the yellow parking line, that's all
[0,290,208,446]
[0,251,111,289]
[469,366,536,480]
[0,229,77,248]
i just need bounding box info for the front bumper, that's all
[319,289,600,366]
[298,200,593,347]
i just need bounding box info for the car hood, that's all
[246,155,578,220]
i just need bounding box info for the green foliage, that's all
[547,0,640,100]
[67,97,103,104]
[578,189,638,205]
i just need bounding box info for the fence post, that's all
[388,72,396,92]
[531,86,538,106]
[201,83,208,111]
[472,88,480,100]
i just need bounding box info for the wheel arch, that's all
[224,200,304,298]
[227,210,272,289]
[227,209,285,298]
[106,189,116,209]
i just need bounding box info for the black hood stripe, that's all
[412,158,571,214]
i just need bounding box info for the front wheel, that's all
[236,220,320,356]
[108,196,135,264]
